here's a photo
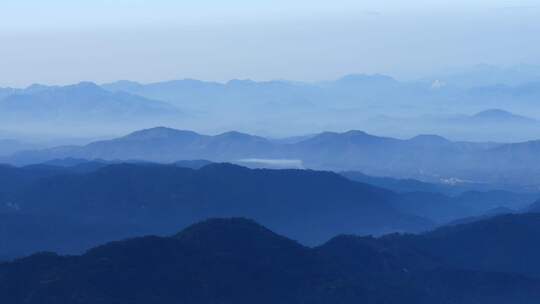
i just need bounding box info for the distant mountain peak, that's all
[342,130,372,137]
[197,162,251,174]
[101,80,143,92]
[66,81,101,90]
[175,218,266,239]
[474,109,513,118]
[25,83,51,91]
[123,127,201,140]
[217,130,252,137]
[174,217,301,250]
[303,130,389,146]
[314,130,371,138]
[76,81,99,87]
[472,109,535,122]
[19,81,106,97]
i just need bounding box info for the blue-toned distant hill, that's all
[2,216,540,303]
[469,109,537,123]
[402,213,540,279]
[4,73,540,140]
[4,127,278,164]
[0,82,182,135]
[99,73,540,141]
[103,78,321,110]
[103,74,540,113]
[368,108,540,142]
[9,126,540,185]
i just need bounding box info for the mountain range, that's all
[0,82,182,135]
[7,126,540,185]
[2,73,540,141]
[1,161,538,259]
[0,162,429,258]
[369,108,540,142]
[2,215,540,303]
[101,74,540,115]
[100,74,540,141]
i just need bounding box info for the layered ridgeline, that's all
[2,73,540,141]
[0,161,537,260]
[368,108,540,142]
[101,74,540,117]
[0,82,182,135]
[0,162,429,259]
[7,127,540,185]
[101,75,540,142]
[2,216,540,303]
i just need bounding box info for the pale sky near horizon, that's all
[1,0,539,87]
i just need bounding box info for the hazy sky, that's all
[1,0,539,87]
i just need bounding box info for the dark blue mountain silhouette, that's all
[2,216,540,303]
[0,162,434,258]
